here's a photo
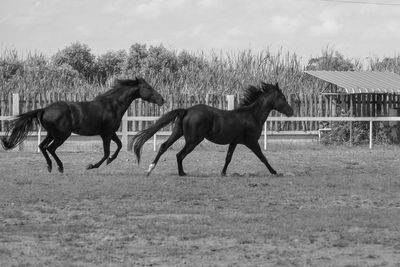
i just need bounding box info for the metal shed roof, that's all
[305,71,400,94]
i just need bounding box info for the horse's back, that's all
[41,101,100,134]
[182,104,247,144]
[186,104,228,115]
[185,104,228,123]
[40,101,72,132]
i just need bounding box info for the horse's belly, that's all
[205,137,227,145]
[72,128,101,136]
[205,131,236,145]
[71,119,111,136]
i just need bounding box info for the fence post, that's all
[12,93,22,151]
[264,122,267,150]
[12,93,19,116]
[227,95,235,110]
[153,119,157,151]
[122,112,128,151]
[37,127,41,153]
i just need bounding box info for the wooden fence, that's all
[2,92,400,133]
[1,92,400,151]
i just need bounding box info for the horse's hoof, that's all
[221,172,227,176]
[47,165,52,173]
[145,163,155,176]
[86,164,94,170]
[273,173,284,177]
[179,172,187,176]
[106,158,112,165]
[58,167,64,173]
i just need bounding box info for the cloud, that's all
[385,21,399,35]
[101,0,125,14]
[309,17,342,36]
[197,0,220,9]
[133,0,186,19]
[270,15,302,33]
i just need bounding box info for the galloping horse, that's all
[1,78,164,173]
[132,82,293,176]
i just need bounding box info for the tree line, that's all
[1,42,399,95]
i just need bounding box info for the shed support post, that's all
[349,121,353,146]
[369,120,373,149]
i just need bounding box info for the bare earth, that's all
[1,143,400,266]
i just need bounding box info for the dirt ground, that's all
[1,143,400,266]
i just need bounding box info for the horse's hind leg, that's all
[146,124,183,175]
[106,132,122,165]
[87,135,111,170]
[47,133,70,173]
[176,139,203,176]
[39,134,54,172]
[221,143,237,176]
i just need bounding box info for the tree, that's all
[145,45,179,73]
[125,43,148,72]
[369,56,400,74]
[306,48,357,71]
[52,42,95,81]
[0,49,24,81]
[94,50,127,84]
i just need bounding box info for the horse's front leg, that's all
[245,141,278,175]
[87,135,111,170]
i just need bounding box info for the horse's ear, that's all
[114,79,121,86]
[275,82,280,90]
[260,81,268,91]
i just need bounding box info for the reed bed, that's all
[0,47,316,96]
[1,46,399,97]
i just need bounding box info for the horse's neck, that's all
[250,97,273,124]
[113,87,140,111]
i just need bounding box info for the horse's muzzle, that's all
[285,108,294,117]
[157,98,165,106]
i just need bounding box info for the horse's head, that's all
[261,82,293,117]
[137,78,165,106]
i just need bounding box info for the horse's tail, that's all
[131,108,187,164]
[1,109,44,150]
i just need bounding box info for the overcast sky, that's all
[1,0,399,60]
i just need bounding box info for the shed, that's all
[305,71,400,117]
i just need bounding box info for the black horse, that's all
[1,78,164,173]
[132,82,293,176]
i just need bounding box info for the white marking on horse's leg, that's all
[146,163,156,176]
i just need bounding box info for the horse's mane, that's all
[239,82,277,107]
[239,86,263,107]
[97,78,141,98]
